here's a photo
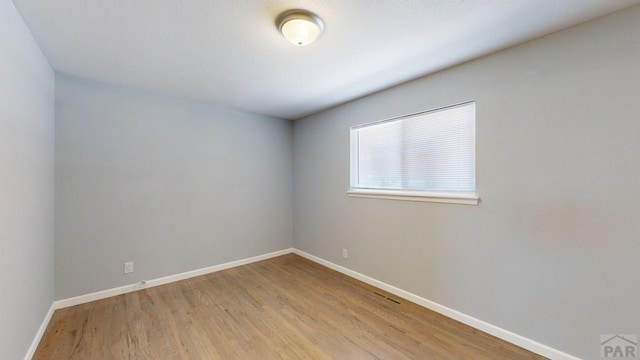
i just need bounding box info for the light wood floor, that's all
[34,254,545,359]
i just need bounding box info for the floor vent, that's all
[374,291,401,304]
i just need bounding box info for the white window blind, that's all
[349,102,476,203]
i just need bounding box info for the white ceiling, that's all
[12,0,640,119]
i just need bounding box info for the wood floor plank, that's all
[34,254,546,359]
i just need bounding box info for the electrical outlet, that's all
[342,248,348,259]
[124,261,134,274]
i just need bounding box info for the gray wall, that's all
[293,6,640,359]
[0,1,55,359]
[55,74,293,299]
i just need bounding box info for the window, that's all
[348,101,478,205]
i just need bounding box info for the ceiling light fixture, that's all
[276,9,324,46]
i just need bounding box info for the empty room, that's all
[2,0,639,359]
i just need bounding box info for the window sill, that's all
[347,189,479,205]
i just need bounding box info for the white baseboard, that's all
[28,247,580,360]
[23,303,55,360]
[26,248,294,359]
[293,249,581,360]
[24,248,294,359]
[54,248,294,310]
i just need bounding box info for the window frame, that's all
[348,101,479,205]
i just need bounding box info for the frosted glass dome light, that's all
[277,10,324,46]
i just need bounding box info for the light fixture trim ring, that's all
[276,9,324,33]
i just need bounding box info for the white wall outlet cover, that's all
[124,261,134,274]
